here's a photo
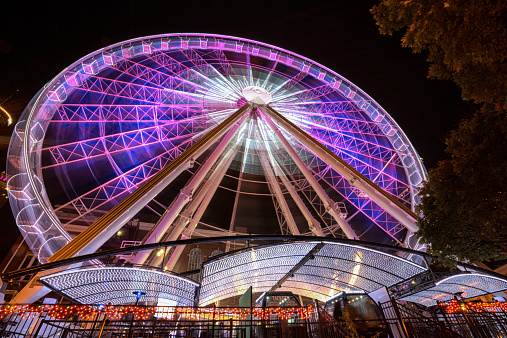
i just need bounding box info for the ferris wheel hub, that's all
[242,86,272,105]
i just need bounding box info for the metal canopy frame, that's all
[39,267,198,306]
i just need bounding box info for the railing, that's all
[0,304,352,338]
[380,298,507,338]
[437,300,507,338]
[2,300,506,337]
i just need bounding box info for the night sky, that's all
[0,1,476,259]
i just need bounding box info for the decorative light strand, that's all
[0,304,315,321]
[439,300,507,314]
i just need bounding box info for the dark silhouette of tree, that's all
[416,106,507,263]
[371,0,507,109]
[372,1,507,263]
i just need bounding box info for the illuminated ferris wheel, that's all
[7,34,427,267]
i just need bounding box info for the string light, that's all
[439,300,507,314]
[0,304,315,321]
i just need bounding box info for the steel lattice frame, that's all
[7,34,427,264]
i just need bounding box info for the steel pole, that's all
[131,113,249,265]
[258,150,300,235]
[164,146,241,270]
[257,118,324,236]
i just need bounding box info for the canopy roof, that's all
[399,273,507,307]
[40,267,198,305]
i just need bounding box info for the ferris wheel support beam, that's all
[131,114,249,265]
[272,156,324,236]
[257,119,324,236]
[258,150,300,235]
[259,108,358,240]
[49,104,252,263]
[254,116,299,235]
[260,105,419,233]
[164,146,241,271]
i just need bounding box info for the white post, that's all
[259,110,358,240]
[272,157,324,236]
[257,119,324,236]
[258,150,300,235]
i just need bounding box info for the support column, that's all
[131,113,249,265]
[164,147,241,271]
[260,105,419,233]
[225,141,247,252]
[257,119,324,236]
[259,110,358,240]
[258,150,300,235]
[49,104,252,263]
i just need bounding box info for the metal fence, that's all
[2,300,506,338]
[379,298,507,338]
[0,304,351,338]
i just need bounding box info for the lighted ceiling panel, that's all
[199,242,317,305]
[199,241,426,305]
[399,273,507,306]
[40,267,198,305]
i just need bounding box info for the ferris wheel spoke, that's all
[159,48,242,99]
[280,112,399,163]
[287,131,411,202]
[274,103,384,131]
[42,113,224,170]
[55,156,174,225]
[271,83,332,103]
[77,76,206,105]
[273,149,405,244]
[196,64,244,99]
[42,133,193,170]
[260,58,280,90]
[145,51,231,94]
[213,48,240,77]
[306,135,409,193]
[43,112,211,152]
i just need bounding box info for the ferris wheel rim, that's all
[7,33,427,262]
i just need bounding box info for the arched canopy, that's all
[399,273,507,306]
[39,267,197,305]
[199,241,427,305]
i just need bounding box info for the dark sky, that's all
[0,1,476,258]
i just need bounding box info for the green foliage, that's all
[416,106,507,263]
[371,0,507,109]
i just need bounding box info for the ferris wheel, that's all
[7,34,427,266]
